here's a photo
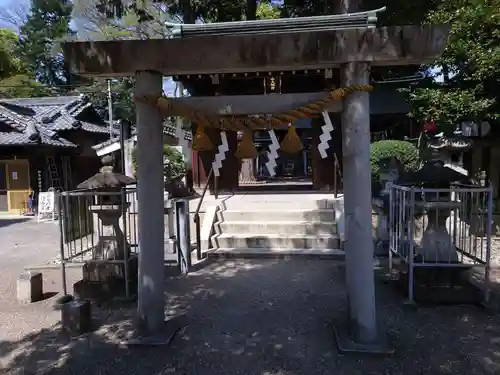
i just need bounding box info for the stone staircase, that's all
[208,198,344,258]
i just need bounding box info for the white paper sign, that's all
[12,172,17,180]
[38,192,55,214]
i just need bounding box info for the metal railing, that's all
[58,187,138,298]
[58,182,216,296]
[388,183,493,303]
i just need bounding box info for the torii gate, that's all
[63,2,449,351]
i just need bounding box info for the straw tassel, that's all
[280,125,303,154]
[235,130,258,159]
[192,125,214,151]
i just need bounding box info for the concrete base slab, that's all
[333,324,394,355]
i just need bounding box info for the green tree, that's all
[131,144,186,182]
[256,1,281,19]
[405,0,500,132]
[0,28,23,79]
[71,77,136,126]
[17,0,75,89]
[0,74,54,98]
[0,28,51,98]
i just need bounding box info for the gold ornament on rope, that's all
[235,130,258,159]
[280,125,303,154]
[192,125,214,151]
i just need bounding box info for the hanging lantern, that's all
[235,130,258,159]
[192,125,213,151]
[280,125,303,154]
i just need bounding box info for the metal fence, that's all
[388,183,493,303]
[58,188,196,299]
[58,187,138,297]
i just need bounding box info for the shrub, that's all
[162,145,186,182]
[132,144,186,183]
[370,140,420,182]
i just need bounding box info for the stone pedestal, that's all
[61,299,92,336]
[418,201,460,262]
[17,271,43,304]
[74,256,138,301]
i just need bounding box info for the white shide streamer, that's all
[212,131,229,177]
[318,110,333,159]
[265,129,280,177]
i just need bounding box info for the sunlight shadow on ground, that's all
[0,259,499,375]
[0,218,31,228]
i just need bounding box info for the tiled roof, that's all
[0,130,76,148]
[0,95,109,147]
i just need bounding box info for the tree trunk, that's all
[180,0,196,23]
[246,0,257,20]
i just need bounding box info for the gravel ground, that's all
[1,218,500,375]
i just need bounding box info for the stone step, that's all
[224,199,339,210]
[219,209,336,222]
[212,233,340,249]
[207,247,344,260]
[218,221,337,235]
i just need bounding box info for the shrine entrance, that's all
[63,2,449,351]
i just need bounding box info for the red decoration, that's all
[424,120,437,133]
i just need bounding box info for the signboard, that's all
[37,191,57,223]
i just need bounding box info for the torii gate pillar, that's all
[335,0,391,353]
[135,71,166,334]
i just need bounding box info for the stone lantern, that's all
[77,155,136,260]
[400,160,471,262]
[74,156,137,300]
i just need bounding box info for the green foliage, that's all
[163,145,187,182]
[0,28,23,79]
[0,28,52,98]
[76,78,136,125]
[0,74,54,98]
[370,140,420,182]
[256,1,281,20]
[282,0,440,25]
[406,0,500,130]
[132,144,186,183]
[17,0,75,88]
